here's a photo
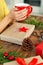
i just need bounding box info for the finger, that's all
[15,8,27,14]
[17,16,26,21]
[15,13,27,20]
[14,7,19,11]
[16,9,28,17]
[11,7,17,12]
[15,9,28,18]
[13,6,19,11]
[16,16,27,21]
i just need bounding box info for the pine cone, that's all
[22,38,34,51]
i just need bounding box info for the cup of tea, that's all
[15,3,32,17]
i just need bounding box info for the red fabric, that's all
[36,42,43,57]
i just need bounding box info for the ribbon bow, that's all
[19,27,28,32]
[16,57,43,65]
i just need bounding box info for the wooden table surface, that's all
[0,16,43,65]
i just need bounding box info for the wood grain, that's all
[0,16,43,65]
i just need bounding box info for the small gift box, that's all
[0,22,35,45]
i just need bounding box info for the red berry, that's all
[4,52,8,57]
[8,56,14,61]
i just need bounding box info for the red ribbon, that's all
[19,27,28,32]
[16,57,43,65]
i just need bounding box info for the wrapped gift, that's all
[0,22,35,45]
[36,42,43,57]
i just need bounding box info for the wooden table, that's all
[0,16,43,65]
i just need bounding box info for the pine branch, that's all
[24,16,43,30]
[0,51,24,64]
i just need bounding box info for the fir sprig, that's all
[0,51,24,64]
[24,16,43,30]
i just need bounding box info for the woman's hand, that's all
[9,7,28,21]
[0,7,28,33]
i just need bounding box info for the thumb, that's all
[13,6,19,11]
